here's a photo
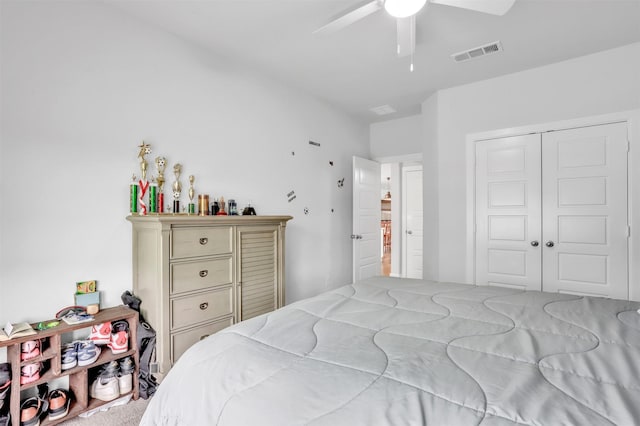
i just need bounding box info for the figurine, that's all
[138,142,152,181]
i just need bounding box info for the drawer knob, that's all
[199,302,209,310]
[199,270,208,278]
[199,237,208,245]
[200,334,210,341]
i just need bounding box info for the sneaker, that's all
[117,357,134,395]
[19,363,41,385]
[0,363,10,412]
[61,343,78,371]
[107,321,129,355]
[90,376,119,402]
[47,389,70,421]
[77,341,101,367]
[98,361,119,379]
[20,341,40,361]
[89,322,111,345]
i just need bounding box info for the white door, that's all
[403,165,423,279]
[353,156,381,282]
[475,134,542,291]
[475,122,629,298]
[542,123,629,299]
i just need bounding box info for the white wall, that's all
[426,42,640,283]
[421,93,439,281]
[0,1,369,325]
[370,114,422,158]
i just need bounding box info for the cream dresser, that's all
[127,215,292,375]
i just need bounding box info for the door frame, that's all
[374,153,423,278]
[465,109,640,301]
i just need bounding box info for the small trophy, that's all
[172,163,182,214]
[188,175,195,215]
[216,196,228,215]
[129,174,138,213]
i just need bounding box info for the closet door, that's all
[475,134,542,290]
[541,123,629,299]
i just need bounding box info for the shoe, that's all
[90,376,119,402]
[19,397,43,426]
[98,361,119,379]
[19,363,41,386]
[0,411,9,426]
[61,343,77,371]
[77,341,101,367]
[107,321,129,354]
[0,363,10,412]
[89,322,111,345]
[47,389,70,421]
[20,341,40,361]
[118,357,134,395]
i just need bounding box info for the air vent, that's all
[451,41,503,63]
[370,104,396,116]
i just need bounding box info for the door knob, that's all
[545,241,555,248]
[407,230,413,235]
[530,241,539,247]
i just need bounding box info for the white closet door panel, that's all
[475,134,542,291]
[542,122,628,299]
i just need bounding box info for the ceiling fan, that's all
[314,0,516,70]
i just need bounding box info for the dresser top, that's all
[127,214,293,225]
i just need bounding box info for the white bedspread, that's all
[140,276,640,425]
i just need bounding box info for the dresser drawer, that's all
[170,287,233,330]
[171,257,232,295]
[171,227,232,259]
[170,317,233,364]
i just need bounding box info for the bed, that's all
[140,276,640,425]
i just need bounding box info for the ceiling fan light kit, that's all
[384,0,427,18]
[315,0,516,70]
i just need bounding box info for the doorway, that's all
[379,160,423,278]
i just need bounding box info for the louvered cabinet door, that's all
[237,225,283,321]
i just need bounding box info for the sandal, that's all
[20,363,41,386]
[47,389,70,421]
[19,397,42,426]
[20,340,40,361]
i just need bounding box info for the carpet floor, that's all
[60,397,149,425]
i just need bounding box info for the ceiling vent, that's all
[451,41,503,63]
[370,104,397,116]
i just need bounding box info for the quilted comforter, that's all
[140,276,640,425]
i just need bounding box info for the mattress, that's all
[140,276,640,425]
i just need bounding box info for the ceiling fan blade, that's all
[396,16,415,58]
[313,0,383,34]
[430,0,516,16]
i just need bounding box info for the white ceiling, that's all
[106,0,640,124]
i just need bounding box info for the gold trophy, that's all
[188,175,195,215]
[137,142,152,215]
[155,156,167,213]
[172,163,182,214]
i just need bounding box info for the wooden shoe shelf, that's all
[0,306,139,426]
